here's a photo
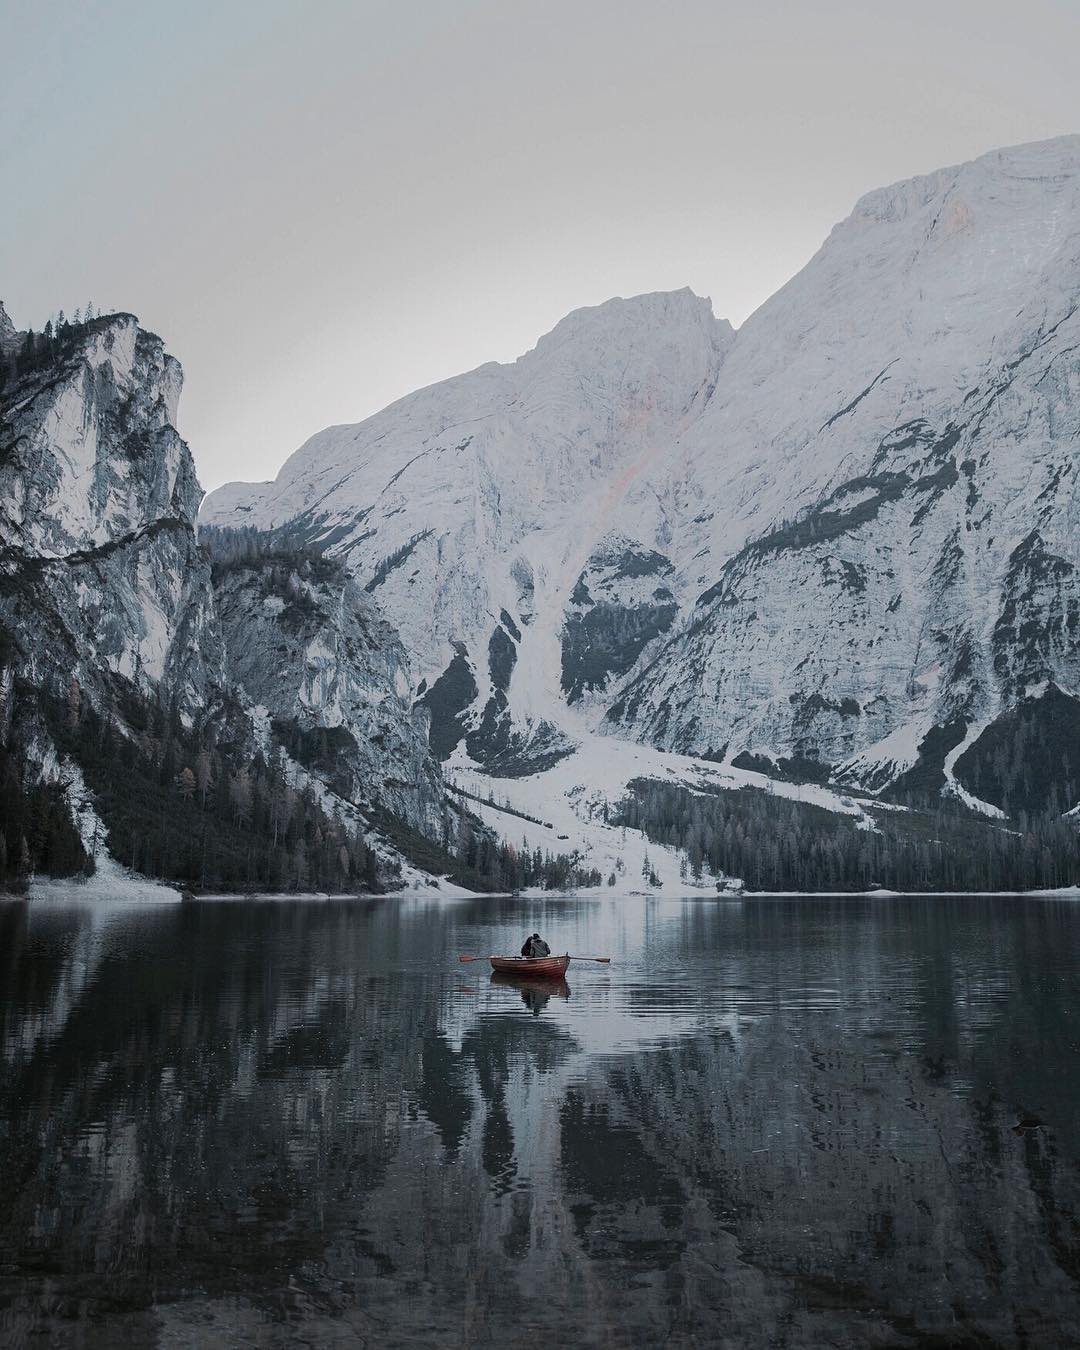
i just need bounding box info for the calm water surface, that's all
[1,894,1078,1348]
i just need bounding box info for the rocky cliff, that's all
[0,312,451,889]
[0,313,222,720]
[210,546,444,834]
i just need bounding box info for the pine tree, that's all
[17,330,34,374]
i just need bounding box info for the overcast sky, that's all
[3,0,1079,493]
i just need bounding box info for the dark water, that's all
[1,894,1079,1348]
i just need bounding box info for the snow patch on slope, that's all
[29,754,182,903]
[450,730,875,896]
[942,720,1008,820]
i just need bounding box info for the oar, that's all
[458,953,612,964]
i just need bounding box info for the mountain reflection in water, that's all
[1,894,1078,1348]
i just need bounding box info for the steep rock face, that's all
[0,302,18,355]
[0,315,223,719]
[202,136,1080,811]
[610,136,1080,806]
[0,314,452,881]
[212,554,444,834]
[561,535,676,704]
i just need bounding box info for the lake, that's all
[1,893,1078,1348]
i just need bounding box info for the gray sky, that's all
[3,0,1079,492]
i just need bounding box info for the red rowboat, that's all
[489,954,570,978]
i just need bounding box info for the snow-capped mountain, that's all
[202,289,732,771]
[612,134,1080,814]
[203,136,1080,819]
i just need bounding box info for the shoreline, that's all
[7,883,1079,903]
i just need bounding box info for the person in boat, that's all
[520,933,551,958]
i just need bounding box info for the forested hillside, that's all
[614,778,1079,893]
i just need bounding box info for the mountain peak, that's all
[723,130,1080,435]
[528,288,730,363]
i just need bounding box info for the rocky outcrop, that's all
[0,301,18,355]
[212,551,444,835]
[561,536,677,704]
[0,314,223,721]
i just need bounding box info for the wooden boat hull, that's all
[489,954,570,978]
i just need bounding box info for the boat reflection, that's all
[490,968,571,1015]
